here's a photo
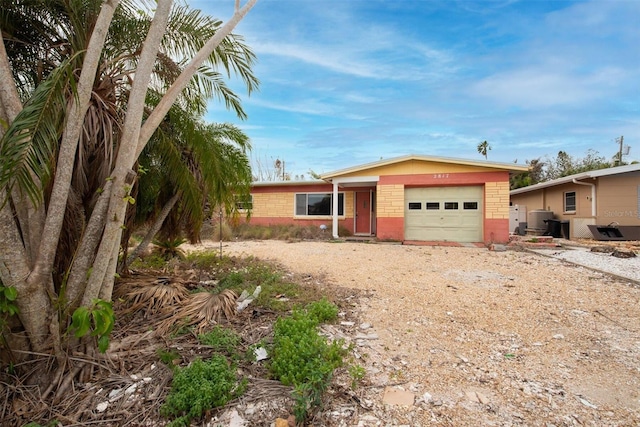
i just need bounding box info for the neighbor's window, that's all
[444,202,459,210]
[426,202,440,210]
[235,194,253,210]
[463,202,478,210]
[295,193,344,216]
[408,202,422,210]
[564,191,576,212]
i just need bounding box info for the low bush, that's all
[269,299,346,422]
[161,355,246,427]
[198,325,241,356]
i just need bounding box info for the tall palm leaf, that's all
[2,0,258,287]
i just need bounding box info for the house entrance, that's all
[355,191,372,235]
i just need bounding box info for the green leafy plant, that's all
[153,237,187,260]
[0,284,19,316]
[160,355,246,427]
[198,325,241,356]
[158,348,181,365]
[306,297,339,323]
[129,253,168,269]
[348,364,366,389]
[269,300,347,422]
[70,299,114,353]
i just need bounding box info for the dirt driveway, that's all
[198,240,640,426]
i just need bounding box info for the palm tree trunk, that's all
[0,202,54,353]
[26,0,121,301]
[89,0,258,301]
[64,181,112,312]
[84,0,175,305]
[122,192,181,270]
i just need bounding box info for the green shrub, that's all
[269,301,347,422]
[198,325,241,355]
[306,298,339,323]
[161,355,246,426]
[129,253,167,269]
[186,252,232,270]
[157,348,181,365]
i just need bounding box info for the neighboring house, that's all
[246,155,528,244]
[509,163,640,240]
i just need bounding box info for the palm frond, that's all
[0,56,75,205]
[115,276,189,317]
[159,289,238,334]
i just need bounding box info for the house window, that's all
[426,202,440,210]
[235,194,253,210]
[463,202,478,210]
[295,193,344,216]
[408,202,422,210]
[564,191,576,212]
[444,202,459,210]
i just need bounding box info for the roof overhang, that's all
[510,163,640,195]
[323,175,380,188]
[321,154,529,180]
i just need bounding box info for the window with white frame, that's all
[564,191,576,212]
[235,194,253,210]
[295,193,344,216]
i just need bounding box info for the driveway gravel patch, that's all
[191,239,640,426]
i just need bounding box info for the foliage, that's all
[198,325,241,356]
[477,140,491,160]
[269,300,347,421]
[70,299,114,353]
[306,298,339,323]
[348,364,366,389]
[510,158,544,189]
[0,0,257,373]
[231,223,350,240]
[511,149,615,189]
[152,237,187,260]
[0,283,19,345]
[129,253,168,270]
[186,251,234,270]
[157,348,181,365]
[160,355,246,427]
[0,284,19,317]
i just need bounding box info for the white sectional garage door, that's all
[405,186,483,242]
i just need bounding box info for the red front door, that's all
[355,191,371,234]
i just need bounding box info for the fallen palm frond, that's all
[114,276,189,317]
[159,289,238,334]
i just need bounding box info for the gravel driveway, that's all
[196,239,640,426]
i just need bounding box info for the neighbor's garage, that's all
[404,186,483,242]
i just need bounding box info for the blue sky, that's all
[191,0,640,179]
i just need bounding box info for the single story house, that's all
[509,163,640,240]
[246,155,529,244]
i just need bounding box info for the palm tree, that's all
[120,106,253,271]
[0,0,258,390]
[477,140,491,160]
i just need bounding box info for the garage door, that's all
[405,186,483,242]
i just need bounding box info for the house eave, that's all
[320,154,529,179]
[510,164,640,195]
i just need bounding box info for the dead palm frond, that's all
[159,289,238,334]
[114,276,189,317]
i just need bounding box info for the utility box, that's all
[509,205,527,233]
